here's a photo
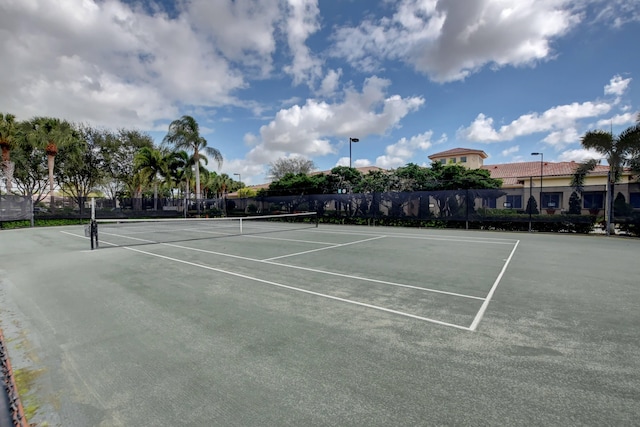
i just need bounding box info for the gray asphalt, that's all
[0,225,638,426]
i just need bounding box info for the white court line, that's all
[60,230,88,239]
[262,235,387,261]
[61,229,484,301]
[239,234,337,245]
[119,244,472,331]
[303,228,516,245]
[160,242,485,301]
[468,240,520,331]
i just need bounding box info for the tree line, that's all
[0,114,240,212]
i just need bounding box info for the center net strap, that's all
[92,212,318,248]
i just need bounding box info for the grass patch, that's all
[14,366,45,421]
[0,218,88,230]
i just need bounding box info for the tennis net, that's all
[90,211,318,249]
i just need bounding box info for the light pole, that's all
[234,173,241,184]
[531,152,543,210]
[349,137,359,168]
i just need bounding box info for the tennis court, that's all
[0,218,638,425]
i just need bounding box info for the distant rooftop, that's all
[428,148,488,159]
[482,161,610,185]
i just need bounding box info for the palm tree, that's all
[26,117,76,211]
[162,116,223,211]
[213,173,234,216]
[571,122,640,234]
[0,113,19,192]
[134,147,168,211]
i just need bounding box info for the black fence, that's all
[6,183,640,235]
[0,195,32,222]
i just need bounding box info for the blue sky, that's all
[1,0,639,184]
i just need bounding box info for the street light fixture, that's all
[233,173,241,183]
[349,137,359,168]
[531,152,544,210]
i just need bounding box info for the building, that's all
[427,147,488,169]
[428,148,640,214]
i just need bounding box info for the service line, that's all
[124,244,473,331]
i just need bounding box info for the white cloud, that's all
[0,0,249,129]
[501,145,520,156]
[241,77,424,178]
[542,127,580,148]
[604,75,631,96]
[331,0,581,82]
[335,157,373,168]
[557,148,605,163]
[282,0,323,86]
[588,0,640,27]
[318,69,342,97]
[249,77,424,163]
[375,131,434,169]
[458,101,611,143]
[596,112,638,127]
[219,158,266,186]
[354,158,373,168]
[185,0,281,77]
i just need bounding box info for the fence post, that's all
[465,189,469,230]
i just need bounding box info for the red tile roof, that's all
[428,148,488,159]
[482,161,610,185]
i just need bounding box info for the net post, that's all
[90,198,98,250]
[240,218,243,234]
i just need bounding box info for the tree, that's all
[56,124,106,213]
[25,117,76,211]
[571,122,640,234]
[163,115,223,207]
[525,196,539,215]
[100,129,154,201]
[263,173,327,212]
[268,157,316,181]
[568,191,582,215]
[134,146,168,210]
[613,192,633,217]
[0,113,19,192]
[165,149,194,199]
[11,126,49,204]
[423,162,503,218]
[212,173,234,215]
[237,187,257,198]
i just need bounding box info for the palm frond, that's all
[581,130,613,154]
[570,159,599,193]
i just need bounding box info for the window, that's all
[630,193,640,208]
[439,159,446,164]
[450,158,457,163]
[505,195,522,209]
[541,193,561,209]
[583,192,604,209]
[460,156,467,163]
[483,197,497,208]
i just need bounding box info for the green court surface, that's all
[0,223,638,426]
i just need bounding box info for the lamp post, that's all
[234,173,241,184]
[349,137,359,168]
[531,152,543,210]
